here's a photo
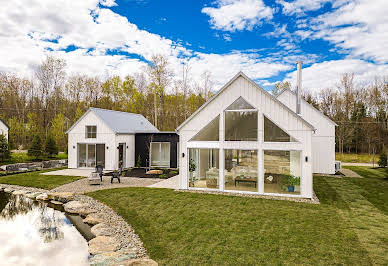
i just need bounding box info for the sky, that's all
[0,0,387,93]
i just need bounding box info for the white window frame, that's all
[150,142,171,168]
[86,125,97,139]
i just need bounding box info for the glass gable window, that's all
[264,150,301,195]
[151,142,170,167]
[189,148,219,189]
[190,115,219,141]
[86,126,97,138]
[264,116,296,142]
[224,149,258,192]
[225,97,257,141]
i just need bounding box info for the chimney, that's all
[296,61,302,115]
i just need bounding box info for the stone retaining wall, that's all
[1,159,68,172]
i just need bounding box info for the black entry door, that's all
[118,143,125,168]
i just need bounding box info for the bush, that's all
[378,146,387,167]
[0,134,10,162]
[28,135,43,159]
[136,155,142,167]
[44,135,58,157]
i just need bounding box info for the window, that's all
[224,149,258,192]
[264,116,296,142]
[188,148,219,189]
[150,142,170,167]
[86,126,97,138]
[78,143,105,168]
[225,97,257,141]
[190,115,219,141]
[264,150,301,195]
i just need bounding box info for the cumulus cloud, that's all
[202,0,273,32]
[276,0,334,15]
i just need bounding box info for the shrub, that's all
[378,146,387,167]
[44,135,58,157]
[0,134,10,162]
[28,135,43,159]
[136,155,142,167]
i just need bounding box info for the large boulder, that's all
[36,193,49,201]
[91,223,115,237]
[63,201,96,216]
[88,236,120,255]
[115,259,158,266]
[90,248,138,266]
[12,190,28,195]
[26,192,41,199]
[48,192,75,203]
[83,213,105,225]
[4,188,14,193]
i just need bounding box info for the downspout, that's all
[296,61,302,115]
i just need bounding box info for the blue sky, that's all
[0,0,387,92]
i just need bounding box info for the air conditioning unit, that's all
[335,161,341,173]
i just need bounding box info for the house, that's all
[67,108,179,170]
[176,71,316,199]
[0,118,9,140]
[276,88,337,174]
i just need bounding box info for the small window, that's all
[264,116,296,142]
[190,115,219,141]
[86,126,97,138]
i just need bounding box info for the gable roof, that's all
[276,88,338,126]
[176,72,315,131]
[0,118,9,129]
[66,108,159,134]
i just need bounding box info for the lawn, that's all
[335,152,378,164]
[88,166,388,265]
[0,152,68,166]
[0,169,83,190]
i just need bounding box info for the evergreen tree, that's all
[44,135,58,157]
[28,135,43,159]
[0,135,10,162]
[378,146,387,167]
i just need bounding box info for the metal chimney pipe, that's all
[296,61,302,115]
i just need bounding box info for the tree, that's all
[0,135,10,162]
[28,135,43,159]
[45,135,58,157]
[50,113,67,151]
[272,81,291,96]
[378,146,387,167]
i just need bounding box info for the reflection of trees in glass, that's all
[0,194,34,220]
[35,202,65,243]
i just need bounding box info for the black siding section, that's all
[135,133,179,168]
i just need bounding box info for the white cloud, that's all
[283,59,388,92]
[277,0,334,15]
[202,0,273,32]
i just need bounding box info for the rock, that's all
[50,200,63,205]
[91,223,115,237]
[146,170,163,175]
[114,259,158,266]
[90,248,137,266]
[4,188,14,193]
[0,187,3,192]
[36,193,49,201]
[26,192,41,199]
[63,201,96,216]
[83,213,105,225]
[48,192,75,203]
[88,236,120,255]
[78,207,97,217]
[12,190,27,195]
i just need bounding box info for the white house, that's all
[0,119,9,140]
[177,71,316,199]
[276,88,337,174]
[66,108,159,170]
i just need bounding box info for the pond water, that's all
[0,191,93,266]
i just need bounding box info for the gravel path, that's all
[147,175,179,189]
[51,176,161,194]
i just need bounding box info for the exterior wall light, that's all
[106,146,109,150]
[182,153,185,158]
[73,146,75,149]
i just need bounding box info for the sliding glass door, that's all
[150,142,170,167]
[78,144,105,168]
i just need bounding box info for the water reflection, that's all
[0,192,89,266]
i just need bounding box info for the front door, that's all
[118,143,125,168]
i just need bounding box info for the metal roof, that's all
[67,108,159,134]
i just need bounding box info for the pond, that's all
[0,191,93,266]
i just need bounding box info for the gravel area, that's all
[51,176,162,194]
[76,194,149,259]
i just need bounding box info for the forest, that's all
[0,55,387,156]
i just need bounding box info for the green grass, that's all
[335,152,377,163]
[0,169,83,190]
[88,166,388,265]
[0,152,68,166]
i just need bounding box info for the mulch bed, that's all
[124,168,178,179]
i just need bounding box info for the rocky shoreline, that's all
[0,184,157,266]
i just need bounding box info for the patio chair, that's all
[111,167,122,184]
[95,165,104,182]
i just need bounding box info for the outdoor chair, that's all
[111,167,122,184]
[88,172,101,185]
[95,165,104,182]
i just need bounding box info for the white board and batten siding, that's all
[0,120,8,140]
[67,111,134,170]
[178,74,314,198]
[277,89,336,174]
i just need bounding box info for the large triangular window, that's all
[264,116,297,142]
[226,97,255,110]
[190,115,219,141]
